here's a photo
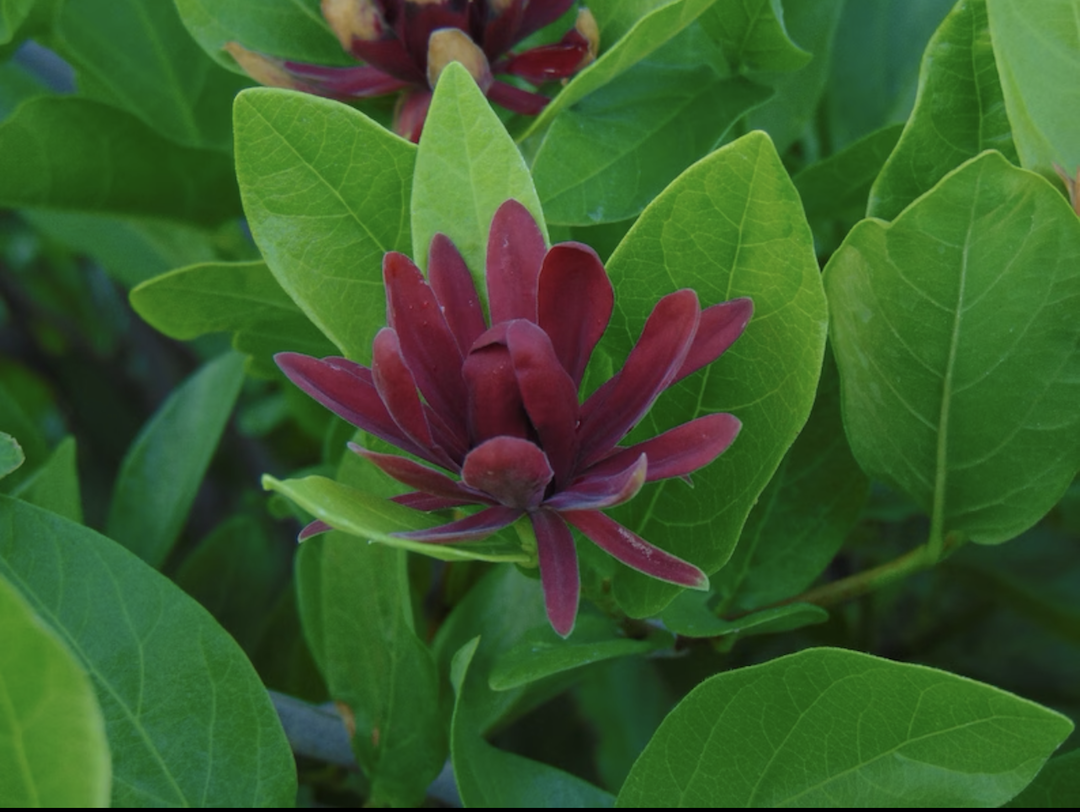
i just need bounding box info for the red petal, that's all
[394,88,432,142]
[518,0,576,40]
[502,39,589,85]
[281,61,410,96]
[383,252,469,440]
[487,80,549,115]
[428,233,487,355]
[545,453,646,511]
[349,443,490,503]
[298,519,332,541]
[585,414,742,483]
[462,328,531,443]
[399,1,471,70]
[537,242,613,386]
[531,510,579,638]
[672,298,754,386]
[461,436,553,510]
[578,290,701,465]
[486,199,546,324]
[506,320,580,486]
[395,505,522,542]
[479,0,525,61]
[563,510,708,589]
[392,492,476,511]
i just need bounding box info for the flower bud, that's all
[427,28,493,91]
[321,0,384,52]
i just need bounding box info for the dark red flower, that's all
[227,0,598,141]
[277,200,752,636]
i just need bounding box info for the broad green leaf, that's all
[699,0,811,73]
[234,88,414,361]
[659,592,827,638]
[794,124,904,221]
[532,57,770,225]
[487,613,673,691]
[1005,748,1080,808]
[0,431,23,480]
[175,0,350,73]
[411,62,545,284]
[130,261,335,376]
[0,0,33,44]
[450,637,615,809]
[54,0,249,150]
[602,131,828,617]
[587,0,681,45]
[522,0,720,139]
[869,0,1017,221]
[824,0,954,150]
[825,152,1080,545]
[20,209,218,288]
[107,352,245,567]
[0,97,241,225]
[618,647,1075,807]
[9,436,82,523]
[0,572,110,807]
[0,59,48,118]
[297,531,443,807]
[263,474,530,563]
[715,349,869,610]
[0,498,296,806]
[986,0,1080,180]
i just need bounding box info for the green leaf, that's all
[532,58,770,225]
[0,97,241,225]
[0,0,34,44]
[54,0,249,150]
[0,572,110,807]
[0,431,23,480]
[714,349,869,610]
[130,261,336,376]
[522,0,719,139]
[175,0,350,73]
[263,474,530,564]
[869,0,1018,221]
[986,0,1080,180]
[234,88,414,361]
[824,0,954,150]
[602,131,828,617]
[487,613,673,691]
[296,531,444,807]
[699,0,811,73]
[0,364,53,480]
[411,62,545,285]
[1005,748,1080,808]
[617,647,1075,807]
[794,123,904,221]
[0,497,296,806]
[450,637,615,809]
[825,152,1080,545]
[107,352,245,567]
[659,591,827,638]
[0,59,48,118]
[9,436,82,523]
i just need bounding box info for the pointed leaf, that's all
[617,647,1074,807]
[107,353,245,568]
[0,572,110,807]
[234,88,415,360]
[9,436,82,523]
[0,497,296,807]
[699,0,811,73]
[826,152,1080,544]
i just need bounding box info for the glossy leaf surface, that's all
[617,647,1074,807]
[107,353,245,568]
[0,497,296,807]
[0,572,110,807]
[234,89,415,361]
[826,152,1080,544]
[602,131,828,617]
[869,0,1017,220]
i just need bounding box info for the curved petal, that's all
[544,453,646,511]
[506,320,580,486]
[281,61,410,96]
[537,242,613,386]
[583,414,742,483]
[486,199,546,324]
[462,327,531,443]
[578,289,701,465]
[502,37,590,84]
[349,443,491,503]
[392,492,477,511]
[275,352,426,460]
[394,505,522,542]
[486,80,549,115]
[671,298,754,386]
[562,510,708,589]
[428,232,487,355]
[298,519,332,541]
[531,510,579,638]
[518,0,577,40]
[394,88,432,142]
[462,436,553,510]
[479,0,525,60]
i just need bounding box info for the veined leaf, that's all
[699,0,811,73]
